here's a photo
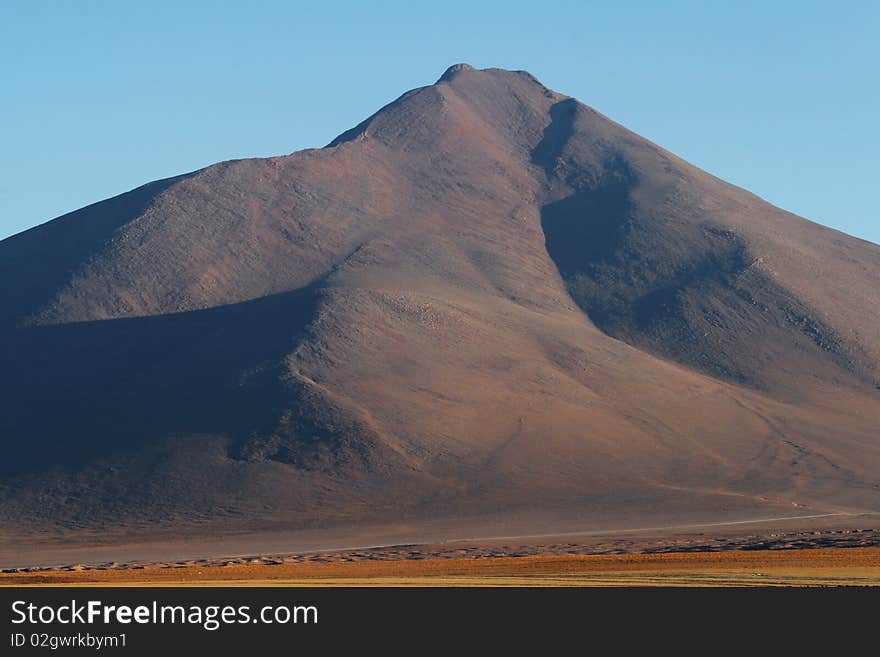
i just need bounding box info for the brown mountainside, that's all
[1,65,878,546]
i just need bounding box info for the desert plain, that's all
[4,513,880,587]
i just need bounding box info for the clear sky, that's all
[1,1,877,244]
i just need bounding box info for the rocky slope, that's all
[1,64,878,542]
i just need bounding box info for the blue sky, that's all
[1,1,877,244]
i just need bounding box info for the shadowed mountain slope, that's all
[1,65,878,544]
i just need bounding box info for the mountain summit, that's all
[1,65,878,550]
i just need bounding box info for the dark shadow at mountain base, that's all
[0,287,321,475]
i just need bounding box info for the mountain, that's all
[1,64,879,553]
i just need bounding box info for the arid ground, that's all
[4,514,880,587]
[5,549,880,588]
